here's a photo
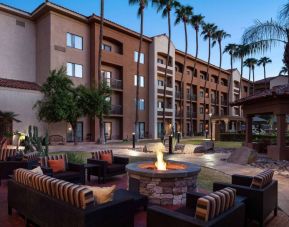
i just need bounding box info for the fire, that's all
[155,150,167,170]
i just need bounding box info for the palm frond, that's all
[279,2,289,25]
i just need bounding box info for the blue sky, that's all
[2,0,288,80]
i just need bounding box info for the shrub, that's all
[220,133,245,142]
[66,152,86,164]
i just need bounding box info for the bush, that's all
[220,133,245,142]
[66,152,86,164]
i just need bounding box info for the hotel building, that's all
[0,2,250,142]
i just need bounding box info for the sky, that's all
[2,0,288,80]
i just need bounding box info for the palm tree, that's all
[129,0,148,139]
[201,23,217,134]
[174,3,193,136]
[279,65,288,76]
[257,57,272,90]
[98,0,104,84]
[235,44,250,98]
[212,30,231,116]
[244,58,258,95]
[189,14,205,136]
[0,111,21,137]
[152,0,179,140]
[224,44,237,116]
[242,17,289,84]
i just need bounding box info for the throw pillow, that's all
[100,153,113,164]
[87,185,116,204]
[48,159,66,173]
[31,166,43,175]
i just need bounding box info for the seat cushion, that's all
[107,164,125,173]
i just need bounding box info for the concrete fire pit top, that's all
[126,161,201,178]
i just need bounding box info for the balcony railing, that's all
[175,91,182,99]
[110,105,122,115]
[186,112,197,118]
[187,94,197,101]
[110,79,123,90]
[221,100,228,106]
[175,111,181,117]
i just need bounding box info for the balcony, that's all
[186,94,197,101]
[175,91,182,99]
[110,105,123,115]
[110,79,123,90]
[175,111,181,117]
[221,100,228,106]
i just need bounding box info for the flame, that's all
[155,150,167,170]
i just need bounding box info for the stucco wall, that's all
[0,11,36,82]
[0,87,46,135]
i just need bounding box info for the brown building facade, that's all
[0,2,250,142]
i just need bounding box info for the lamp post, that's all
[132,132,136,149]
[209,113,213,141]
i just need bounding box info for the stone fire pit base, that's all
[126,161,201,205]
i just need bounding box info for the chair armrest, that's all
[147,206,204,227]
[186,191,206,209]
[232,174,253,186]
[113,156,129,165]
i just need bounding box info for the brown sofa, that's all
[8,168,134,227]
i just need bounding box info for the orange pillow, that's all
[48,159,66,173]
[100,153,113,164]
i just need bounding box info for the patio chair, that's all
[147,188,246,227]
[87,150,129,183]
[39,154,85,184]
[213,169,278,227]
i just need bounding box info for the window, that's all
[134,75,144,87]
[244,86,248,92]
[157,58,164,64]
[102,44,112,52]
[200,90,204,98]
[101,71,112,86]
[138,99,145,110]
[134,51,144,64]
[66,33,83,50]
[158,80,164,87]
[200,106,204,114]
[67,63,83,78]
[157,101,163,108]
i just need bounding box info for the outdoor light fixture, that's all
[132,132,136,149]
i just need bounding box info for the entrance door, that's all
[157,122,163,138]
[67,122,83,142]
[138,122,145,139]
[104,122,112,140]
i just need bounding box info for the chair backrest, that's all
[195,187,236,222]
[250,169,274,189]
[0,148,17,161]
[91,150,113,160]
[39,154,68,167]
[14,168,94,210]
[23,152,40,162]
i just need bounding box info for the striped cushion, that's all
[91,150,113,160]
[39,154,68,168]
[14,168,34,186]
[0,148,17,161]
[251,169,274,189]
[195,197,213,221]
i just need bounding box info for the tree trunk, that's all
[263,64,267,90]
[71,122,77,145]
[180,21,188,136]
[203,37,211,134]
[215,40,222,116]
[239,57,244,99]
[162,10,171,141]
[248,68,251,96]
[227,55,233,116]
[97,0,104,85]
[253,68,255,95]
[99,117,105,144]
[283,42,289,84]
[189,29,199,136]
[135,6,144,140]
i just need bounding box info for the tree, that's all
[188,14,205,136]
[174,3,193,136]
[244,58,258,95]
[224,44,237,116]
[0,111,21,137]
[279,65,288,76]
[34,67,83,145]
[152,0,179,141]
[257,57,272,90]
[97,0,104,84]
[79,81,112,144]
[212,30,231,116]
[235,44,250,98]
[129,0,148,139]
[201,22,217,134]
[242,17,289,84]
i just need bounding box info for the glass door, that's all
[104,122,112,140]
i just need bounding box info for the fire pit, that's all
[126,150,201,205]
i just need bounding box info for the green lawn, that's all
[55,152,230,192]
[182,140,242,149]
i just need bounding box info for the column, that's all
[245,115,253,144]
[212,120,216,140]
[224,119,229,132]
